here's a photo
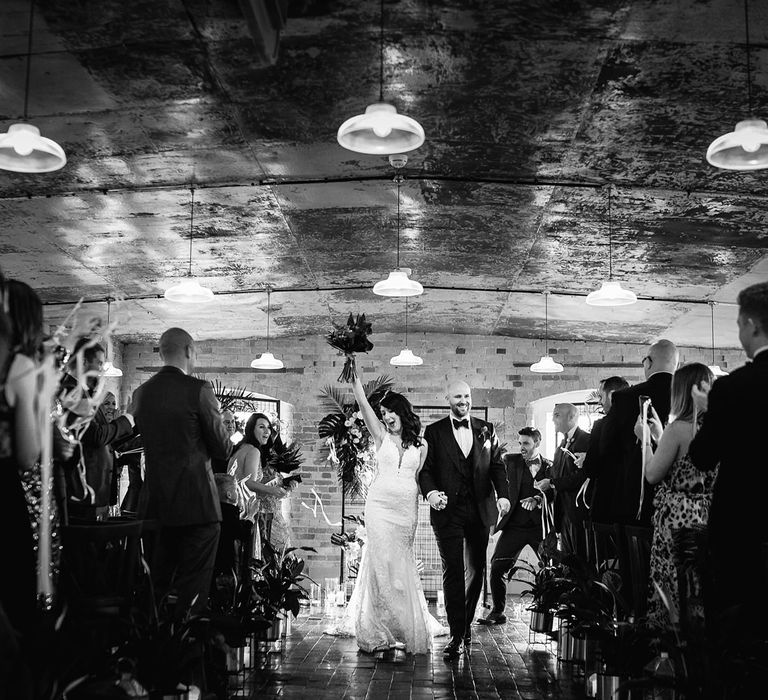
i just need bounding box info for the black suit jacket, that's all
[418,415,509,529]
[599,372,673,525]
[81,406,133,507]
[689,351,768,554]
[131,366,231,527]
[581,417,612,522]
[496,453,552,531]
[551,426,591,526]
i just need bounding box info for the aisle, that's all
[236,600,589,700]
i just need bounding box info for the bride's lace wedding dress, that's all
[328,433,448,653]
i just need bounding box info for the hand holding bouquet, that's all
[326,313,374,383]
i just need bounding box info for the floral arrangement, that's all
[326,313,374,383]
[317,375,394,498]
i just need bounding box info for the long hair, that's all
[236,412,271,454]
[7,279,43,359]
[670,363,714,423]
[379,391,422,449]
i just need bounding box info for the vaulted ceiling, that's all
[1,0,767,347]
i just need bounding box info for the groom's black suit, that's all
[419,416,509,641]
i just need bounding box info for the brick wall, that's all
[116,332,745,583]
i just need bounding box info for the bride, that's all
[329,362,447,653]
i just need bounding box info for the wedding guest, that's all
[634,363,716,629]
[214,409,243,579]
[480,427,552,625]
[227,413,287,554]
[689,281,768,641]
[599,339,678,526]
[130,327,231,615]
[66,341,134,521]
[582,375,629,523]
[0,279,42,637]
[536,403,590,559]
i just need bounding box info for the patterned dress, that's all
[647,452,717,629]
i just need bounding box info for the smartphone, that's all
[638,395,653,420]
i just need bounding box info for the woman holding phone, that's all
[634,362,716,629]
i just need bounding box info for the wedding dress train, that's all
[328,433,448,653]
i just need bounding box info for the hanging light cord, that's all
[544,291,549,354]
[710,301,716,364]
[396,175,401,268]
[405,297,409,346]
[745,0,754,116]
[607,186,613,280]
[188,186,195,277]
[379,0,385,102]
[266,287,272,352]
[23,0,35,120]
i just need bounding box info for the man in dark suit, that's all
[536,403,590,559]
[479,427,552,625]
[131,327,231,614]
[418,380,510,659]
[599,339,678,526]
[582,376,629,523]
[690,282,768,643]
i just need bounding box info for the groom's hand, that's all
[496,497,511,516]
[427,490,447,510]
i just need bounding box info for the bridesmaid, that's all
[635,362,717,629]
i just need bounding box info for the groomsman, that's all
[536,403,590,559]
[479,427,552,625]
[690,281,768,646]
[419,380,510,659]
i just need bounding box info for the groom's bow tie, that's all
[452,418,469,430]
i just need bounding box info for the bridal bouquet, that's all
[266,441,304,488]
[326,313,374,383]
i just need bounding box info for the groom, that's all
[419,380,510,659]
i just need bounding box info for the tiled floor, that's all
[233,598,589,700]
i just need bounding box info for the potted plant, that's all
[247,541,317,649]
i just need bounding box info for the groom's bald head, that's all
[446,380,472,418]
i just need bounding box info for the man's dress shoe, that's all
[442,636,464,659]
[477,611,507,625]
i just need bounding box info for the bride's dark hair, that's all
[379,391,422,449]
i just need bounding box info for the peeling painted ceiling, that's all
[1,0,767,348]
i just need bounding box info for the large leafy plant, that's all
[317,375,394,498]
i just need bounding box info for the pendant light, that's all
[337,0,424,155]
[251,287,284,370]
[531,292,564,373]
[102,297,123,377]
[373,172,423,297]
[0,0,66,173]
[390,298,423,366]
[706,0,768,170]
[586,186,637,306]
[164,185,215,303]
[707,301,729,377]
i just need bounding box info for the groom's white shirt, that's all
[451,413,473,458]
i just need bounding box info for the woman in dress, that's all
[634,362,716,629]
[228,413,287,561]
[333,362,447,654]
[0,278,43,637]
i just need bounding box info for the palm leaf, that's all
[318,384,352,414]
[318,413,345,439]
[362,374,395,400]
[206,378,261,413]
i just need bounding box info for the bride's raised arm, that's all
[349,360,386,450]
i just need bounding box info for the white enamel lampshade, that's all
[0,123,66,173]
[250,352,284,370]
[102,361,123,377]
[164,278,215,303]
[530,355,564,373]
[390,348,423,366]
[337,103,425,155]
[372,268,423,297]
[586,280,638,307]
[708,364,728,377]
[706,119,768,170]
